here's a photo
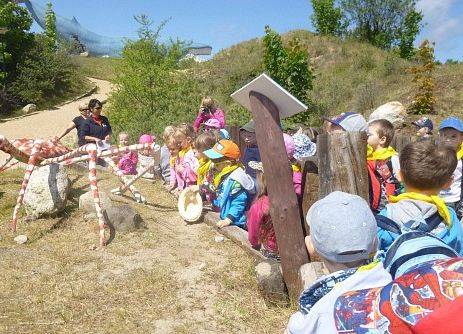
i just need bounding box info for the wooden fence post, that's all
[391,134,414,152]
[249,91,309,301]
[318,132,369,201]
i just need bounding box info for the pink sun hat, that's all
[139,134,155,144]
[283,133,295,159]
[204,118,221,129]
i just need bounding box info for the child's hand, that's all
[216,218,232,228]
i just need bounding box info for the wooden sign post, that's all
[249,91,309,301]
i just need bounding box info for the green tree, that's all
[262,26,315,124]
[44,2,57,51]
[398,8,423,59]
[407,40,436,115]
[340,0,422,54]
[311,0,344,36]
[0,0,34,83]
[109,17,200,139]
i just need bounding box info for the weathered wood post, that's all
[317,132,369,201]
[249,91,309,301]
[391,133,414,152]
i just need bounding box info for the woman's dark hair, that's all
[88,99,102,110]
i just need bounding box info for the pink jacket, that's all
[193,108,226,132]
[293,171,302,199]
[170,149,199,190]
[118,152,138,175]
[247,195,278,254]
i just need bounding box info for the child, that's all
[246,161,279,260]
[438,117,463,219]
[240,120,260,180]
[169,124,199,195]
[202,118,221,133]
[194,132,217,187]
[377,140,463,255]
[366,119,401,213]
[156,126,176,185]
[165,136,181,192]
[203,140,254,229]
[412,116,433,138]
[193,96,226,132]
[284,133,302,198]
[137,134,156,180]
[117,132,138,175]
[286,191,392,333]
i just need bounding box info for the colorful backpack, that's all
[368,159,400,212]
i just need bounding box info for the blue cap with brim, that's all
[439,117,463,132]
[203,148,224,160]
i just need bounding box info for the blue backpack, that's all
[376,208,463,256]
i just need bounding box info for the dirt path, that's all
[0,78,111,162]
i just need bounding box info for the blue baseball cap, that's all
[412,117,433,131]
[306,191,377,263]
[439,117,463,132]
[325,112,367,132]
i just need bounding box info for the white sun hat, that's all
[178,187,203,223]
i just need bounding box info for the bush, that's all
[108,31,201,140]
[10,35,86,107]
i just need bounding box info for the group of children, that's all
[287,113,463,333]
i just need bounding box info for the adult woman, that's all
[82,99,112,144]
[54,102,90,146]
[193,96,226,132]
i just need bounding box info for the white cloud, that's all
[417,0,462,45]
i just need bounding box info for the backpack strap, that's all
[423,212,444,232]
[375,215,402,235]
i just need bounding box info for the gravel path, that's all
[0,78,111,161]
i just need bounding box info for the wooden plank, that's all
[301,160,319,237]
[203,212,265,261]
[249,91,309,301]
[391,133,414,152]
[318,132,369,202]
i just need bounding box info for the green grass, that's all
[71,56,120,81]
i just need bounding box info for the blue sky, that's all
[26,0,463,61]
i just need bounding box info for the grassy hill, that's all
[75,30,463,126]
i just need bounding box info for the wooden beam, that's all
[249,91,309,301]
[318,132,369,201]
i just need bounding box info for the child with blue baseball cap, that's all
[286,191,391,334]
[439,117,463,219]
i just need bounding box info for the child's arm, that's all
[224,189,248,227]
[214,109,226,128]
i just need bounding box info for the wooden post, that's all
[318,132,369,202]
[301,159,319,237]
[249,91,309,301]
[391,133,414,152]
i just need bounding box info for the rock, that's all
[255,260,288,305]
[299,262,329,289]
[14,235,28,244]
[198,262,207,271]
[79,190,113,217]
[368,101,407,128]
[23,164,70,218]
[22,103,37,114]
[214,236,225,243]
[79,51,89,57]
[105,204,143,233]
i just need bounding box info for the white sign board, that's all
[230,73,308,119]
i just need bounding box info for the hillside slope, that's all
[75,30,463,126]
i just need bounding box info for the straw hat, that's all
[178,188,203,222]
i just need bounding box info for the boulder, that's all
[255,260,288,305]
[368,101,407,128]
[22,103,37,115]
[14,235,28,244]
[79,51,89,57]
[23,164,70,218]
[79,190,113,216]
[105,204,143,233]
